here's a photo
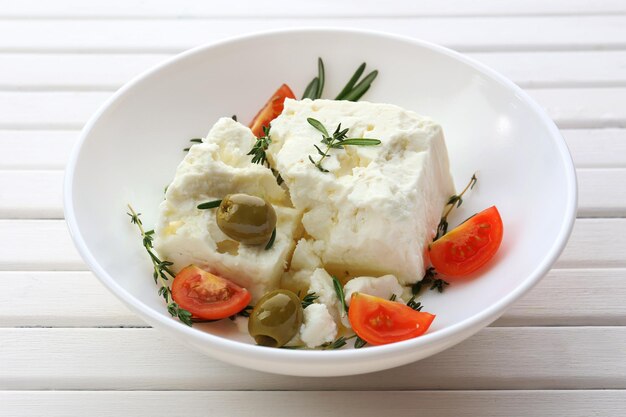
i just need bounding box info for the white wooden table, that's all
[1,1,626,416]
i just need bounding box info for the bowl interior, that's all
[66,29,575,368]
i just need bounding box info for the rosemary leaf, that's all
[316,57,325,99]
[354,336,367,349]
[307,117,329,137]
[331,275,348,316]
[335,62,366,100]
[342,70,378,101]
[264,228,276,250]
[302,77,319,99]
[334,138,381,147]
[197,200,222,210]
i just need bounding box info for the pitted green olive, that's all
[248,289,303,347]
[216,194,276,245]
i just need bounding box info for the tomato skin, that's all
[171,265,251,320]
[429,205,504,277]
[249,84,296,137]
[348,293,435,345]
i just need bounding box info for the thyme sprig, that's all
[411,267,450,295]
[307,117,381,172]
[247,125,272,166]
[127,205,193,326]
[183,138,203,152]
[435,174,478,240]
[331,275,348,317]
[406,296,424,312]
[301,292,319,309]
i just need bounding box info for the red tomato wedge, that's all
[348,293,435,345]
[249,84,295,137]
[171,265,251,320]
[429,205,504,277]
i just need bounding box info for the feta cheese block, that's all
[154,117,302,301]
[268,99,455,284]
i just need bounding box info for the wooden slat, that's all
[0,168,622,220]
[2,269,624,328]
[4,51,626,90]
[0,390,625,417]
[2,0,625,18]
[0,171,63,219]
[0,218,623,271]
[2,89,626,129]
[0,17,626,53]
[1,129,624,170]
[0,272,143,327]
[562,129,626,168]
[1,327,625,390]
[0,131,77,169]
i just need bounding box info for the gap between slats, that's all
[1,268,624,328]
[1,17,626,53]
[1,327,625,390]
[0,390,624,417]
[2,0,626,19]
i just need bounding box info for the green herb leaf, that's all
[264,228,276,250]
[302,77,319,99]
[354,336,367,349]
[301,292,319,309]
[307,117,329,137]
[197,200,222,210]
[342,70,378,101]
[406,296,424,312]
[247,126,272,166]
[334,138,381,147]
[316,57,325,99]
[335,63,366,100]
[331,275,348,316]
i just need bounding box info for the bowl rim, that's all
[64,27,578,366]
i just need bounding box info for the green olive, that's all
[216,193,277,245]
[248,289,303,347]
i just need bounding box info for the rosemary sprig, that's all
[389,294,397,301]
[335,63,378,101]
[183,138,203,152]
[197,199,222,210]
[307,117,381,172]
[411,267,450,295]
[126,205,192,326]
[302,58,325,100]
[247,125,272,166]
[331,275,348,317]
[264,228,276,251]
[301,292,319,309]
[321,335,349,350]
[435,174,478,240]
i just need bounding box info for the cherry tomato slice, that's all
[429,205,504,277]
[249,84,295,137]
[171,265,251,320]
[348,293,435,345]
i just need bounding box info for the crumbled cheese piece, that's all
[343,275,405,306]
[299,303,338,348]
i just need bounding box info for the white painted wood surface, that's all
[1,1,625,415]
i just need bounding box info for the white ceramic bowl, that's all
[64,28,577,377]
